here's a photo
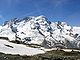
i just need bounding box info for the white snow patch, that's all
[0,39,45,56]
[73,27,80,35]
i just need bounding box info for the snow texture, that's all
[0,39,45,56]
[0,15,80,49]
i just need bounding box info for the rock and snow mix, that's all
[0,15,80,55]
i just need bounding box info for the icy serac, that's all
[0,16,80,48]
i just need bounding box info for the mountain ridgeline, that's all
[0,16,80,49]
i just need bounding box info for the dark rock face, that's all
[0,37,9,40]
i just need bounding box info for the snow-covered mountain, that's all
[0,15,80,49]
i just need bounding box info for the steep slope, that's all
[0,16,80,48]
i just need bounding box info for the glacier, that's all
[0,15,80,49]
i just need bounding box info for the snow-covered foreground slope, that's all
[0,15,80,49]
[0,39,80,56]
[0,39,45,56]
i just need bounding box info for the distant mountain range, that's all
[0,15,80,49]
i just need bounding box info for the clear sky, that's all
[0,0,80,26]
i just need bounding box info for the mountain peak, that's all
[0,16,80,48]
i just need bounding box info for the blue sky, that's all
[0,0,80,26]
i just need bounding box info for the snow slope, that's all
[0,39,45,56]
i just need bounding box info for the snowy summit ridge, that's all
[0,15,80,48]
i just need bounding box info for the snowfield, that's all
[0,39,45,56]
[0,39,80,56]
